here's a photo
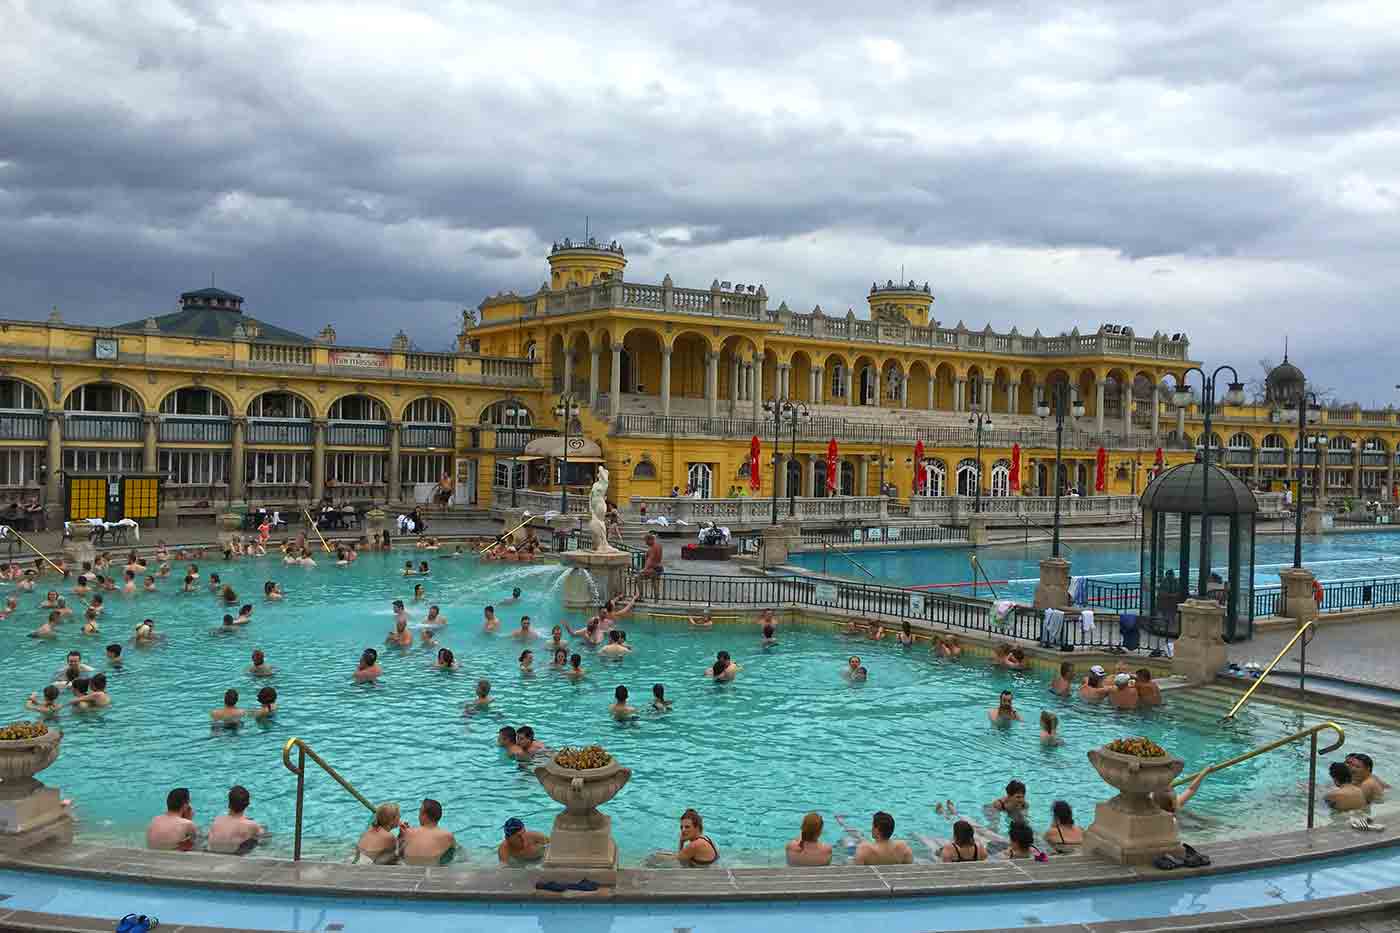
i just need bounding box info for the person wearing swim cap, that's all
[1109,673,1139,710]
[497,817,549,863]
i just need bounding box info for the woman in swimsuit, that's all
[354,802,404,864]
[939,820,987,863]
[1044,800,1083,852]
[653,808,719,866]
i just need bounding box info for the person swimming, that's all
[434,648,458,670]
[652,683,673,712]
[354,648,382,683]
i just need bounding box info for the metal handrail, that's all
[282,737,375,860]
[1172,720,1344,829]
[1222,620,1315,720]
[821,541,876,579]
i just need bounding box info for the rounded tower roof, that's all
[1140,462,1259,516]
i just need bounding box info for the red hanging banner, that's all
[749,436,762,492]
[1010,443,1021,492]
[913,439,926,493]
[826,438,839,492]
[1095,446,1107,493]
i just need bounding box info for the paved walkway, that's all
[1228,618,1400,690]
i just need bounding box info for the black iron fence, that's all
[1081,578,1142,611]
[1253,586,1281,619]
[628,571,1160,653]
[799,524,968,546]
[1320,576,1400,613]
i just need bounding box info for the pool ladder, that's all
[282,737,375,861]
[1222,620,1316,721]
[1174,720,1344,830]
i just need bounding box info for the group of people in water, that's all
[11,529,1392,870]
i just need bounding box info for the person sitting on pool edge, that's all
[1324,761,1368,812]
[852,811,913,865]
[785,812,832,866]
[939,819,987,862]
[146,787,197,851]
[207,785,265,855]
[1045,800,1083,852]
[355,802,404,864]
[400,798,457,866]
[1346,753,1389,803]
[988,690,1021,724]
[499,817,549,864]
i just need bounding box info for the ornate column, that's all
[230,417,247,503]
[803,454,816,496]
[927,375,935,410]
[142,414,158,472]
[311,420,327,502]
[858,457,869,495]
[388,421,402,504]
[752,355,764,420]
[1353,450,1362,496]
[659,347,672,417]
[776,454,788,499]
[1095,380,1106,434]
[609,343,623,418]
[1150,391,1160,438]
[45,411,62,518]
[1121,383,1132,437]
[589,348,601,408]
[811,368,821,405]
[705,352,719,419]
[729,357,740,413]
[1010,383,1020,414]
[1251,444,1261,486]
[900,372,909,408]
[954,378,965,412]
[871,369,881,407]
[563,349,575,395]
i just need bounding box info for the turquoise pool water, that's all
[787,530,1400,602]
[4,842,1400,930]
[4,550,1397,866]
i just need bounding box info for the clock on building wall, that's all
[94,338,118,360]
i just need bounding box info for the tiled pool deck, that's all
[2,821,1400,931]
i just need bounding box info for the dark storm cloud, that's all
[2,1,1398,399]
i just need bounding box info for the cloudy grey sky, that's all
[3,1,1398,402]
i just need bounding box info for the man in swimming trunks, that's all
[400,798,457,865]
[1050,662,1073,697]
[639,533,663,600]
[510,616,537,640]
[210,689,245,723]
[146,787,197,851]
[207,785,265,855]
[1345,753,1388,803]
[1324,761,1368,812]
[386,618,413,648]
[1109,673,1140,709]
[248,649,275,676]
[988,690,1021,723]
[498,817,549,863]
[1079,666,1112,704]
[54,650,94,684]
[852,811,914,865]
[483,605,500,633]
[1134,668,1163,707]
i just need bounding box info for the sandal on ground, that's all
[1181,844,1212,867]
[1152,853,1182,870]
[1349,817,1386,832]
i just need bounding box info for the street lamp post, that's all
[553,393,580,515]
[1036,383,1085,558]
[968,406,993,513]
[1173,367,1246,599]
[763,398,810,524]
[1292,390,1320,568]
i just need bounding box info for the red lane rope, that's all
[908,580,1010,590]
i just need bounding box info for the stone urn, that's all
[534,752,631,884]
[0,725,72,853]
[0,726,62,800]
[1083,744,1185,866]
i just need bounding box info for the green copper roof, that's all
[116,307,312,344]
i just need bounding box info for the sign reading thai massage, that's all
[329,350,388,370]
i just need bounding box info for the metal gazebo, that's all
[1140,462,1261,642]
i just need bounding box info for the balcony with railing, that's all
[1362,452,1389,467]
[250,343,314,367]
[63,413,142,442]
[247,419,313,446]
[401,424,455,448]
[0,411,45,441]
[326,421,389,447]
[1326,451,1355,466]
[1259,449,1287,465]
[1225,448,1253,465]
[158,416,232,444]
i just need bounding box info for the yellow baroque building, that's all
[3,243,1397,525]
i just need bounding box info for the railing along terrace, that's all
[326,422,389,447]
[519,277,1189,360]
[629,495,886,525]
[62,413,142,442]
[1254,586,1281,619]
[800,524,969,546]
[614,413,1188,451]
[401,425,454,448]
[1082,578,1142,612]
[247,419,313,446]
[1319,576,1400,613]
[158,417,232,444]
[492,487,591,515]
[0,412,45,441]
[250,343,314,367]
[628,571,1161,653]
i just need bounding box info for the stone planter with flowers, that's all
[534,745,631,884]
[1083,737,1186,866]
[0,722,73,853]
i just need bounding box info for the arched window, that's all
[687,462,713,498]
[328,395,387,421]
[1228,433,1253,449]
[0,379,43,410]
[632,459,657,480]
[990,459,1012,497]
[1199,432,1222,452]
[1261,433,1287,450]
[160,388,229,417]
[956,458,980,497]
[403,398,453,424]
[1329,435,1354,451]
[248,392,310,419]
[830,363,846,400]
[479,400,533,427]
[65,383,140,413]
[920,459,946,496]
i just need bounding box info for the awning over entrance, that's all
[523,436,604,460]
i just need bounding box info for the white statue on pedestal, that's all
[588,466,618,554]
